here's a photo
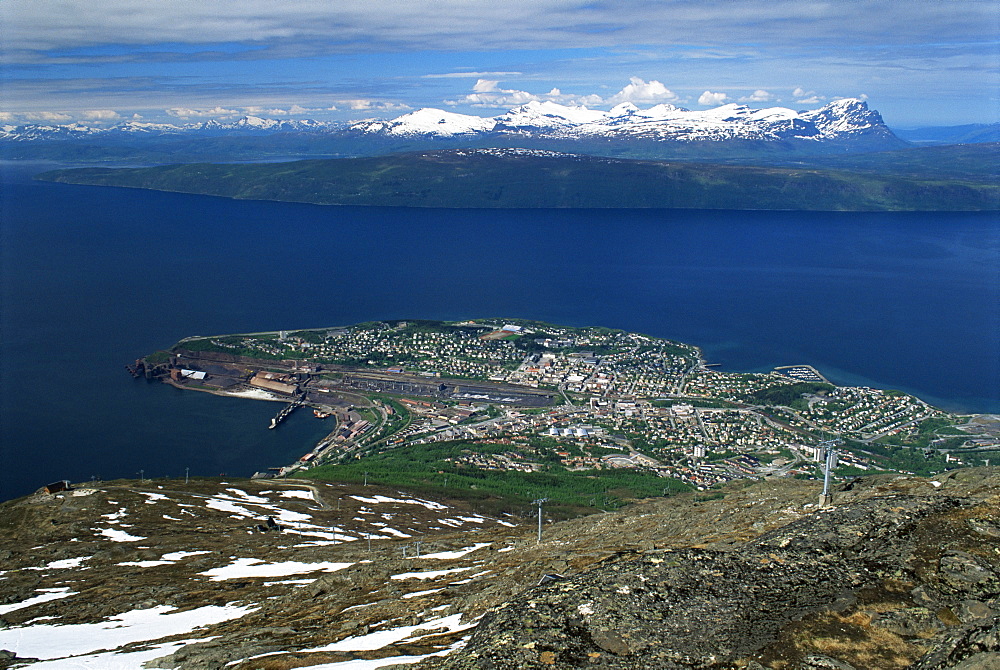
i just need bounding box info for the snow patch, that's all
[0,604,253,660]
[99,528,146,542]
[161,550,211,561]
[418,543,490,560]
[276,489,315,500]
[390,566,471,581]
[44,556,89,570]
[306,613,466,651]
[349,494,447,510]
[0,588,75,615]
[200,558,354,581]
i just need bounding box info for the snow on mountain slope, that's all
[350,108,497,136]
[1,99,897,149]
[0,116,341,141]
[349,98,894,144]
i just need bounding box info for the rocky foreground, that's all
[0,470,997,669]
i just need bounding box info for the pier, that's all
[269,395,305,429]
[773,364,831,384]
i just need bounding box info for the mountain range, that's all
[1,99,913,162]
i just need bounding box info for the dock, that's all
[269,395,305,429]
[773,365,831,384]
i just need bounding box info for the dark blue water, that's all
[2,161,998,500]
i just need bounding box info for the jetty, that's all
[269,395,305,429]
[773,364,831,384]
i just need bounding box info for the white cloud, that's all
[165,106,240,119]
[243,106,289,116]
[0,112,16,122]
[792,87,827,104]
[738,89,775,103]
[23,111,73,122]
[472,79,500,93]
[447,78,670,109]
[81,109,120,121]
[605,77,679,105]
[450,79,542,107]
[832,94,868,102]
[342,100,410,112]
[698,90,729,106]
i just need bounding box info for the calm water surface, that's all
[2,161,998,500]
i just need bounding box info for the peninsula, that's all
[36,144,1000,211]
[135,319,998,507]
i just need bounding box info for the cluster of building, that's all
[795,387,936,438]
[175,320,956,487]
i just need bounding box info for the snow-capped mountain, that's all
[0,116,343,141]
[348,108,496,137]
[349,98,893,143]
[0,100,906,162]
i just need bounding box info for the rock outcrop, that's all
[430,473,1000,669]
[0,470,996,669]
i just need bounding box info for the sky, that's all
[1,0,998,128]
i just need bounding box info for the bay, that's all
[2,161,998,501]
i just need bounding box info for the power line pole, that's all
[818,438,841,507]
[533,498,549,544]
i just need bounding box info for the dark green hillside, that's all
[787,142,1000,182]
[37,148,1000,211]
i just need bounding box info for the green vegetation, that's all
[748,382,835,409]
[144,350,171,365]
[302,440,690,514]
[179,336,284,360]
[841,439,951,477]
[37,147,1000,211]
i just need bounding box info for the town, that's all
[140,319,998,494]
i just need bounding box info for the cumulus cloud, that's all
[698,90,729,106]
[738,89,775,103]
[450,79,543,107]
[0,112,16,122]
[793,87,826,104]
[605,77,680,105]
[165,106,240,119]
[447,78,669,109]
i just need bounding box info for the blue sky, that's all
[2,0,997,127]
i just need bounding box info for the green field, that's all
[301,440,691,517]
